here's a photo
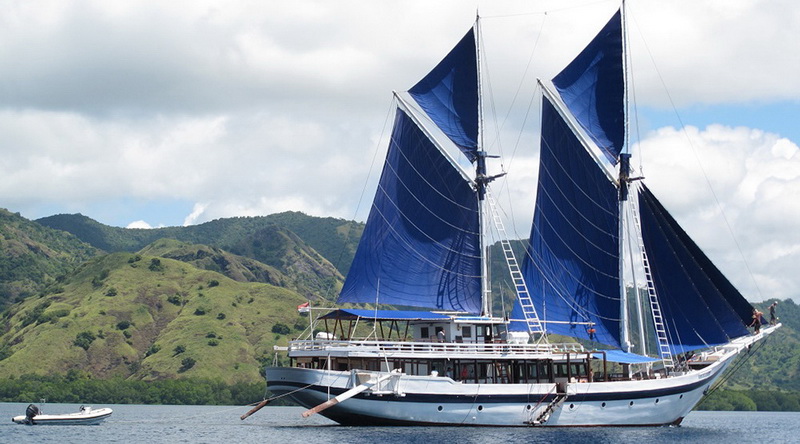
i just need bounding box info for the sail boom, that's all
[540,80,619,187]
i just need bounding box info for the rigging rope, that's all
[696,337,769,407]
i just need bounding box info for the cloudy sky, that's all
[1,0,797,302]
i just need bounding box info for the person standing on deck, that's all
[769,301,778,325]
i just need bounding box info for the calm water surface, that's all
[1,403,797,443]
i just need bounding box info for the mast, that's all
[475,16,491,317]
[618,2,632,352]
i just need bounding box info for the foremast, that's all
[618,2,632,353]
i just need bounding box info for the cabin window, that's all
[458,363,475,381]
[462,326,472,338]
[421,327,429,339]
[555,363,568,378]
[527,364,538,380]
[478,363,488,379]
[539,362,552,381]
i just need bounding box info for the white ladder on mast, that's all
[629,190,674,372]
[486,193,544,336]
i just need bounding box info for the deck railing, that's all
[287,339,585,357]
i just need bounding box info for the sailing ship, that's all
[265,6,779,426]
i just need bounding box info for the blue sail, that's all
[513,97,622,347]
[337,108,482,314]
[553,10,624,164]
[638,185,752,354]
[409,28,479,162]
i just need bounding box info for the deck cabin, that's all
[286,309,654,385]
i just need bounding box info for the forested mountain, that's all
[0,209,99,307]
[36,211,362,275]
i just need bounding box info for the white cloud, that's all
[126,220,154,229]
[0,0,797,301]
[183,202,209,226]
[639,125,800,302]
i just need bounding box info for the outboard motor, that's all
[24,404,40,425]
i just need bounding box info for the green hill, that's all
[36,211,362,275]
[0,209,99,307]
[0,251,309,384]
[138,238,289,287]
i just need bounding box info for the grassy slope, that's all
[0,208,99,306]
[0,252,308,384]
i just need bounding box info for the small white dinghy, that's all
[12,404,113,425]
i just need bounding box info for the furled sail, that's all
[337,108,482,313]
[514,97,622,347]
[637,184,752,353]
[409,28,479,162]
[552,10,624,165]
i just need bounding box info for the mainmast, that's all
[475,15,491,317]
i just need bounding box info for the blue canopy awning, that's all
[319,309,451,322]
[592,349,659,364]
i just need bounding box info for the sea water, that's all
[1,403,798,443]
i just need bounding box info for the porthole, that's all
[629,401,634,407]
[437,405,443,411]
[679,394,684,399]
[526,404,532,411]
[601,402,606,408]
[569,403,575,410]
[477,405,484,412]
[655,398,660,404]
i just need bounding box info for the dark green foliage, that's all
[92,269,110,287]
[21,301,52,327]
[0,374,266,405]
[73,331,96,350]
[208,280,219,287]
[123,330,132,339]
[271,323,290,335]
[166,294,182,306]
[216,312,226,320]
[148,258,164,272]
[173,345,186,356]
[37,308,70,324]
[105,287,118,296]
[145,344,161,357]
[178,357,196,373]
[117,320,131,330]
[193,308,206,316]
[207,339,219,346]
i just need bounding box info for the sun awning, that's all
[592,349,660,364]
[319,309,452,322]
